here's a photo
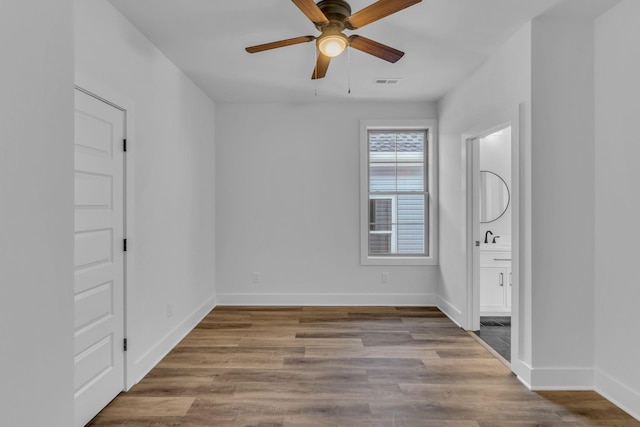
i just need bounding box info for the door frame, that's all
[76,74,136,390]
[467,124,512,329]
[463,105,522,366]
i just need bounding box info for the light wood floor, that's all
[88,306,639,426]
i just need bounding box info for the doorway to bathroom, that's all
[468,125,513,363]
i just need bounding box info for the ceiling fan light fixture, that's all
[318,33,348,57]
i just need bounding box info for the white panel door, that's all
[74,89,125,427]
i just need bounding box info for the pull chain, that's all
[347,46,352,94]
[313,45,318,96]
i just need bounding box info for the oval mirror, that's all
[480,171,510,223]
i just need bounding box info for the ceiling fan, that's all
[245,0,422,79]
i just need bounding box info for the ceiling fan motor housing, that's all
[315,0,352,31]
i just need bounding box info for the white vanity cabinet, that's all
[480,250,511,315]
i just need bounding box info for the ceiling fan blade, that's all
[346,0,422,29]
[349,35,404,63]
[245,36,316,53]
[291,0,330,25]
[312,52,331,79]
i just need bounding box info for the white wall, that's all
[215,102,439,305]
[75,0,216,384]
[595,0,640,418]
[529,15,596,388]
[438,4,624,393]
[437,24,532,352]
[0,1,75,426]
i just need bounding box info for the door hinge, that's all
[123,239,127,252]
[123,139,127,152]
[123,338,128,352]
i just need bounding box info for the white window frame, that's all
[360,119,438,266]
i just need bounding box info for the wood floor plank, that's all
[399,382,536,399]
[302,305,400,312]
[91,396,195,418]
[88,306,640,427]
[283,419,481,427]
[126,379,235,397]
[240,338,365,348]
[369,400,565,422]
[186,398,372,418]
[157,356,285,370]
[283,356,426,369]
[436,347,498,359]
[230,381,404,400]
[209,368,371,384]
[304,346,441,359]
[177,338,242,347]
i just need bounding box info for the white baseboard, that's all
[528,366,594,390]
[513,360,533,388]
[436,296,463,328]
[126,295,216,388]
[516,366,640,420]
[215,293,439,306]
[596,369,640,421]
[480,310,512,317]
[511,361,594,391]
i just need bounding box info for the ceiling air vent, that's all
[373,78,402,85]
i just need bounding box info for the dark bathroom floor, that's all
[474,316,511,362]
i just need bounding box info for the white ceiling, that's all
[108,0,565,104]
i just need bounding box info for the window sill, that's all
[361,256,439,266]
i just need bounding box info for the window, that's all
[360,120,438,266]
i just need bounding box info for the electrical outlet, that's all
[252,272,261,284]
[381,272,390,284]
[167,302,173,318]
